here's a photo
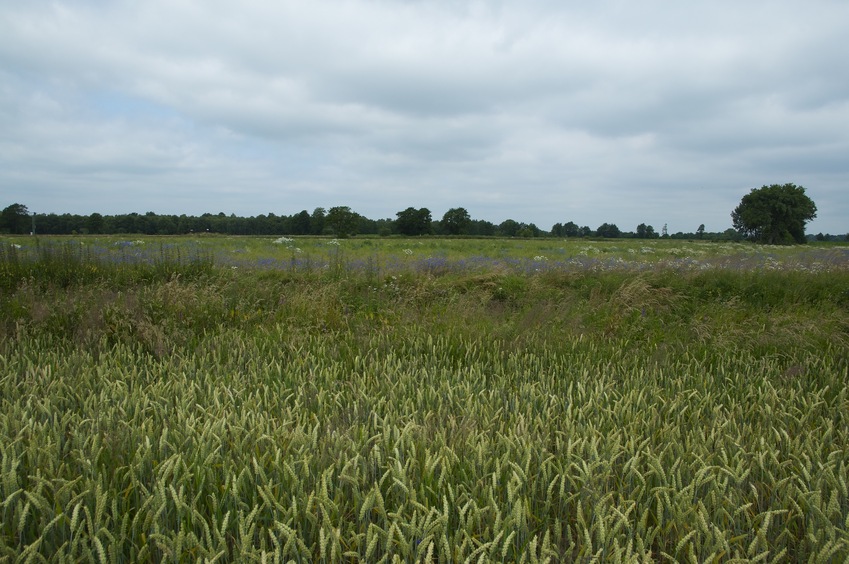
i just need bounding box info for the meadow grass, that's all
[1,236,848,561]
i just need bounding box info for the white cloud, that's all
[1,0,847,233]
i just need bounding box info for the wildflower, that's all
[403,249,413,255]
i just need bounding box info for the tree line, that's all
[1,185,838,242]
[2,203,735,240]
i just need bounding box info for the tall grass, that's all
[0,239,214,291]
[1,237,848,561]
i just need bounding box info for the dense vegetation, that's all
[0,202,770,241]
[1,236,848,561]
[732,184,818,245]
[4,179,844,242]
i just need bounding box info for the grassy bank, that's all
[1,237,848,561]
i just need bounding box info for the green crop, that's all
[1,236,848,561]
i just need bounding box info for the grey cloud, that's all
[1,0,847,233]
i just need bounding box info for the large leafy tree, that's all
[563,221,580,237]
[596,223,621,238]
[732,183,817,244]
[440,207,471,235]
[395,207,432,236]
[498,219,520,237]
[326,206,359,238]
[1,203,31,234]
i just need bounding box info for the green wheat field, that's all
[1,236,848,562]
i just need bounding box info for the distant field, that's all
[4,234,849,275]
[1,236,848,561]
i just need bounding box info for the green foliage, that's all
[291,209,312,235]
[499,218,521,236]
[635,223,658,239]
[325,206,359,238]
[395,207,432,236]
[0,240,214,292]
[732,183,817,244]
[1,237,848,560]
[310,207,326,235]
[441,207,471,235]
[551,221,586,238]
[0,203,30,234]
[596,222,621,238]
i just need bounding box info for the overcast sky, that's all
[2,0,847,234]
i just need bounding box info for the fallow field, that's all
[1,236,848,562]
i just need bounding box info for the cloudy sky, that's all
[2,0,847,234]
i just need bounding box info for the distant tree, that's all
[1,203,31,234]
[732,183,817,244]
[578,225,592,237]
[356,215,377,235]
[395,207,432,236]
[469,219,496,236]
[661,223,668,238]
[551,223,564,237]
[85,212,104,234]
[441,207,471,235]
[562,221,580,237]
[158,214,179,235]
[291,210,312,235]
[310,208,327,235]
[518,223,541,237]
[596,223,621,238]
[326,206,359,237]
[553,222,580,237]
[722,228,742,241]
[417,208,432,235]
[635,223,658,239]
[374,218,394,236]
[498,219,520,237]
[697,224,705,239]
